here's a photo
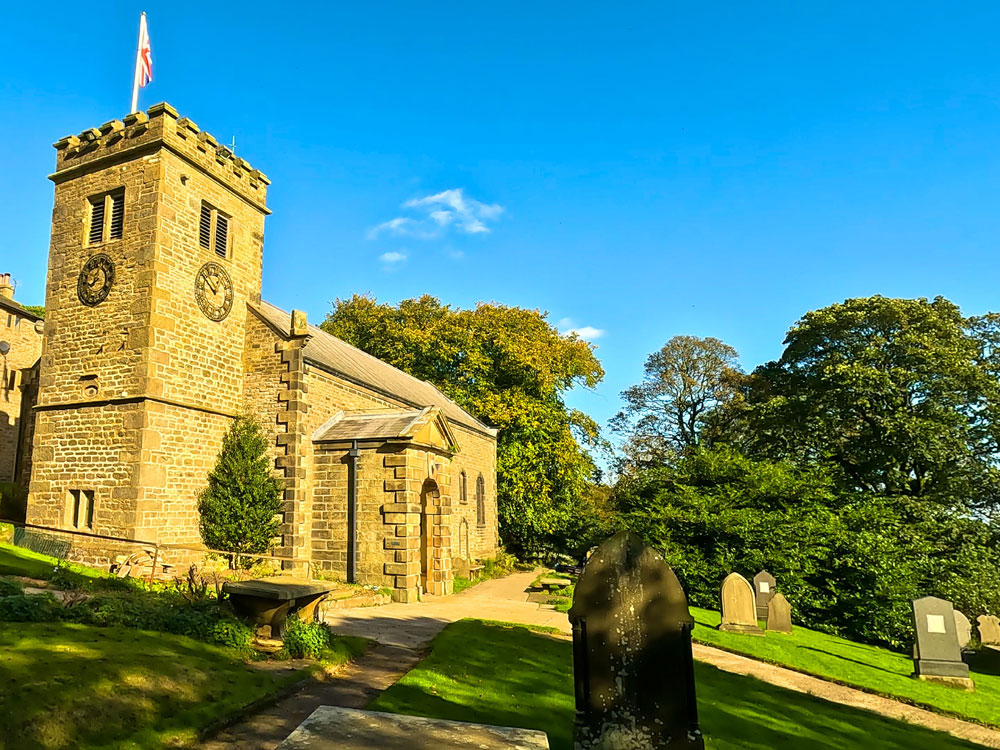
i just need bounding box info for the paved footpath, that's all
[205,569,1000,749]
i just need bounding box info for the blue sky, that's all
[4,2,1000,447]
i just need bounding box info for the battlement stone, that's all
[51,102,269,211]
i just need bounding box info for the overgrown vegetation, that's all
[0,481,27,523]
[452,551,525,594]
[198,415,283,567]
[372,619,982,750]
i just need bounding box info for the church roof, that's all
[253,301,495,437]
[0,294,42,322]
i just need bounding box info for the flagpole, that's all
[130,13,146,113]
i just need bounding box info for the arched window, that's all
[460,471,468,504]
[476,474,486,526]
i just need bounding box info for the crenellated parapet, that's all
[51,102,270,210]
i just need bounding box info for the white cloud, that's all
[557,318,605,341]
[379,251,407,267]
[369,188,503,239]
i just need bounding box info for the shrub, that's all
[198,415,283,568]
[0,577,23,597]
[281,615,332,659]
[0,593,59,621]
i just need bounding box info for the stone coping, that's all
[275,706,550,750]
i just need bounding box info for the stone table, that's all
[223,576,337,638]
[274,706,550,749]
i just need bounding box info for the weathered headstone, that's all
[954,610,972,651]
[719,573,764,635]
[912,596,973,690]
[766,592,793,633]
[569,531,704,749]
[977,614,1000,646]
[753,570,776,620]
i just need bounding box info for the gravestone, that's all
[954,610,972,651]
[977,614,1000,646]
[912,596,973,690]
[766,592,793,633]
[719,573,764,635]
[753,570,776,620]
[569,531,704,749]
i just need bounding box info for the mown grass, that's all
[0,541,105,582]
[690,605,1000,728]
[0,622,303,750]
[371,619,984,750]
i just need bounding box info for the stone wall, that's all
[0,298,43,484]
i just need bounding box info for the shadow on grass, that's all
[372,620,984,750]
[799,645,903,676]
[0,622,283,750]
[966,647,1000,677]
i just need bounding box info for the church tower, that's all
[26,103,270,554]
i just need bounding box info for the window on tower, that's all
[199,202,231,259]
[86,189,125,245]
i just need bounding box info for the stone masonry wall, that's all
[0,302,43,484]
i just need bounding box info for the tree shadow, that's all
[799,645,904,677]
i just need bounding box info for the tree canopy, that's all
[322,294,605,556]
[611,335,742,468]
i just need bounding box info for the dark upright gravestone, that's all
[569,531,704,750]
[912,596,974,691]
[753,570,776,620]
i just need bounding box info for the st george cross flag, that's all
[130,13,152,112]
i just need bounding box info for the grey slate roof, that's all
[253,301,494,436]
[313,409,426,442]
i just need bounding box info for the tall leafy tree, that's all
[739,295,1000,511]
[322,294,605,556]
[198,415,283,567]
[610,335,742,468]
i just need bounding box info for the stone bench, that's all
[538,576,571,590]
[222,575,337,638]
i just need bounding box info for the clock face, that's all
[77,254,115,307]
[194,262,234,322]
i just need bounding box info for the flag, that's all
[137,13,152,87]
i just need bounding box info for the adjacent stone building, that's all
[2,103,500,601]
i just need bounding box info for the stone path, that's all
[201,644,423,750]
[205,569,1000,749]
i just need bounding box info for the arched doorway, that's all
[420,479,440,594]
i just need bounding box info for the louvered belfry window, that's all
[87,189,124,245]
[199,201,230,258]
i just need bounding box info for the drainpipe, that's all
[347,440,359,584]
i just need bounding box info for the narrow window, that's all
[476,475,486,526]
[108,192,125,240]
[460,471,468,504]
[87,197,106,245]
[67,490,95,530]
[199,201,231,258]
[87,189,125,245]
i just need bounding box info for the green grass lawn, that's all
[0,622,304,750]
[371,619,985,750]
[0,541,105,582]
[690,606,1000,728]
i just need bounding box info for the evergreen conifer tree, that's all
[198,415,282,567]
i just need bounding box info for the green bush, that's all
[281,615,333,659]
[0,577,23,596]
[0,593,59,621]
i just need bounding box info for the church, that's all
[0,103,499,601]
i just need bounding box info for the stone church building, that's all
[0,103,499,601]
